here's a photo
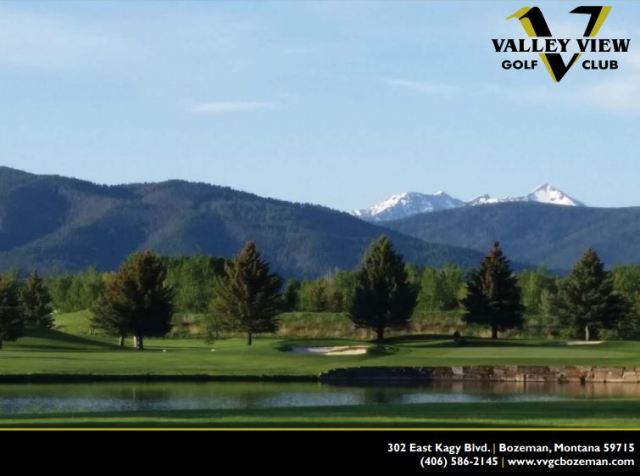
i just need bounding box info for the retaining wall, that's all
[319,366,640,384]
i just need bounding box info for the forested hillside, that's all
[0,167,483,277]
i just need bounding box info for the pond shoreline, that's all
[2,365,640,384]
[0,374,317,383]
[320,366,640,384]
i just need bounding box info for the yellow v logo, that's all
[508,6,612,82]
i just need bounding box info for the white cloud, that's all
[384,78,455,96]
[189,101,275,114]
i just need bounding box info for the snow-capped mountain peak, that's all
[352,191,465,222]
[353,185,585,222]
[525,183,584,207]
[468,194,503,206]
[469,184,584,208]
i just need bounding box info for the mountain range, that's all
[0,166,483,278]
[385,202,640,272]
[2,166,639,277]
[353,184,584,222]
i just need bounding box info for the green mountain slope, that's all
[386,202,640,271]
[0,167,483,277]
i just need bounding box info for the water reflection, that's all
[0,381,638,415]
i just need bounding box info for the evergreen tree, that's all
[21,271,54,328]
[91,251,174,350]
[349,236,418,341]
[462,242,524,339]
[0,276,24,349]
[209,242,283,345]
[90,286,129,347]
[282,279,301,311]
[554,248,628,341]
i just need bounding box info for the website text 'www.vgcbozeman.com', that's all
[506,456,634,469]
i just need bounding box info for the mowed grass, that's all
[53,310,94,336]
[0,308,638,376]
[1,400,639,428]
[2,311,640,428]
[1,323,640,377]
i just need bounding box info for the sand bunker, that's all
[291,345,369,356]
[566,340,604,345]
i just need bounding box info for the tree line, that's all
[44,248,639,330]
[0,272,53,348]
[1,236,638,349]
[47,256,226,315]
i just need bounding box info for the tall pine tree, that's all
[0,276,24,349]
[90,283,129,347]
[282,279,301,311]
[554,248,627,341]
[209,242,283,345]
[91,251,174,350]
[21,271,54,328]
[349,236,418,341]
[462,242,524,339]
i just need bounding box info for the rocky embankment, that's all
[319,366,640,384]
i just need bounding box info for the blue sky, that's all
[0,1,639,211]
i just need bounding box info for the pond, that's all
[1,381,639,415]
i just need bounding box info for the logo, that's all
[493,6,631,82]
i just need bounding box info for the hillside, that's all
[0,167,483,277]
[386,202,640,270]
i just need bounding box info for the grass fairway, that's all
[1,313,639,428]
[1,328,640,377]
[53,310,94,336]
[1,400,639,428]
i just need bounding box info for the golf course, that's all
[1,310,640,428]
